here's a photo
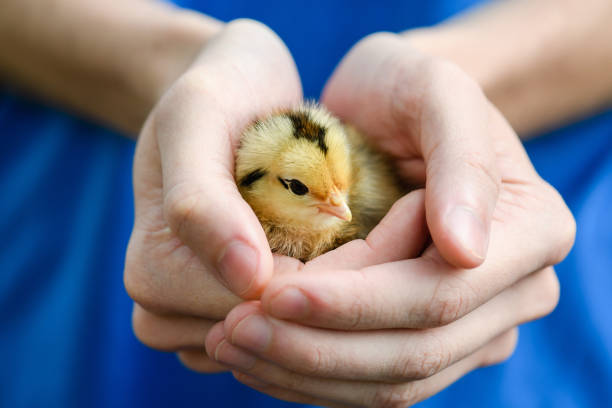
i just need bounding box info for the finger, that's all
[233,372,351,408]
[233,371,352,408]
[154,20,301,299]
[132,305,229,374]
[271,253,304,276]
[261,171,568,328]
[305,189,427,271]
[420,87,500,268]
[177,321,233,374]
[178,350,229,374]
[265,189,426,289]
[205,322,352,407]
[263,190,426,322]
[131,303,219,351]
[221,329,517,407]
[213,269,556,383]
[270,188,426,278]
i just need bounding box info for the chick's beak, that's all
[316,192,352,222]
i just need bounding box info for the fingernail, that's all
[268,287,309,320]
[214,339,257,370]
[231,315,272,353]
[446,206,488,260]
[217,241,258,296]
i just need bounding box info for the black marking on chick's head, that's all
[240,168,267,187]
[287,112,328,155]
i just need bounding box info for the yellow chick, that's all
[235,103,404,261]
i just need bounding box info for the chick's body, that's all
[236,103,403,261]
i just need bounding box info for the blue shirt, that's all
[1,1,610,407]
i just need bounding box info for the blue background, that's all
[1,1,610,407]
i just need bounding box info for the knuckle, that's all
[231,371,259,388]
[347,295,366,330]
[499,329,519,360]
[427,277,477,327]
[372,384,419,408]
[124,241,158,309]
[414,347,448,379]
[532,268,561,319]
[464,156,501,198]
[538,181,577,265]
[553,202,577,264]
[123,228,190,315]
[176,351,198,371]
[131,306,175,351]
[481,329,519,367]
[392,333,449,380]
[298,345,333,377]
[124,262,168,315]
[278,370,308,392]
[178,350,223,373]
[123,244,141,302]
[346,270,371,329]
[163,182,205,239]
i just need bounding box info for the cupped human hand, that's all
[123,19,302,372]
[324,32,505,269]
[188,34,575,406]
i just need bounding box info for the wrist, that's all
[130,9,224,126]
[401,25,514,107]
[401,1,612,137]
[138,9,223,109]
[0,1,224,137]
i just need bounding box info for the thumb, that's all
[419,70,501,268]
[321,34,500,268]
[152,82,275,299]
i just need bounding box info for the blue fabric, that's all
[1,1,610,407]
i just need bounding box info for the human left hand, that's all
[184,34,575,407]
[124,19,302,373]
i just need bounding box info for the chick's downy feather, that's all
[236,103,404,261]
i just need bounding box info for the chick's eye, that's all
[289,179,309,196]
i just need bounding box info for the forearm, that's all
[404,0,612,137]
[0,0,222,136]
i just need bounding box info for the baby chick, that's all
[235,103,404,261]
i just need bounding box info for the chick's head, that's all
[236,104,352,231]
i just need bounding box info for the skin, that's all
[0,0,223,136]
[3,0,607,406]
[200,38,575,406]
[403,0,612,137]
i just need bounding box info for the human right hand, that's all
[194,33,576,406]
[123,19,301,371]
